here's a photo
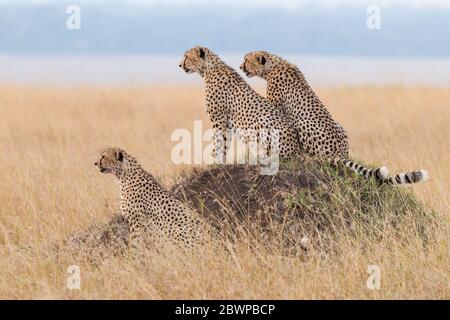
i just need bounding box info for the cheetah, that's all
[94,147,207,249]
[241,51,428,185]
[179,46,303,165]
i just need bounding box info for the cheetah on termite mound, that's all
[241,51,429,185]
[94,147,208,249]
[179,46,303,163]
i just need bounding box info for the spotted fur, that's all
[94,147,206,249]
[180,46,303,163]
[241,51,428,185]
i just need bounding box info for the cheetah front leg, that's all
[125,209,151,254]
[258,129,281,175]
[212,120,230,165]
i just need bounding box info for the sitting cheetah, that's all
[179,46,303,164]
[94,147,207,249]
[241,51,428,185]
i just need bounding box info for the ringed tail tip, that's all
[379,166,389,180]
[419,169,429,182]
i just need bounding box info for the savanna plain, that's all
[0,85,448,299]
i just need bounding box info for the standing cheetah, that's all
[94,147,207,249]
[241,51,428,184]
[179,46,303,165]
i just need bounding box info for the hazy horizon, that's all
[1,0,449,86]
[1,54,449,87]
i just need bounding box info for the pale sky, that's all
[1,0,450,8]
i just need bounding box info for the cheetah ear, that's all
[116,151,124,162]
[258,54,266,65]
[198,47,206,60]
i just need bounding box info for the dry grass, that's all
[0,85,448,299]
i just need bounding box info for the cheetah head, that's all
[94,147,133,177]
[179,46,211,76]
[240,51,274,79]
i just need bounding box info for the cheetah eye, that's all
[185,56,194,65]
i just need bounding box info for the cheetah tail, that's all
[335,159,429,185]
[383,169,429,185]
[334,159,389,182]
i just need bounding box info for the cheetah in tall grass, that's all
[94,147,207,249]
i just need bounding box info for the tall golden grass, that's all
[0,85,448,299]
